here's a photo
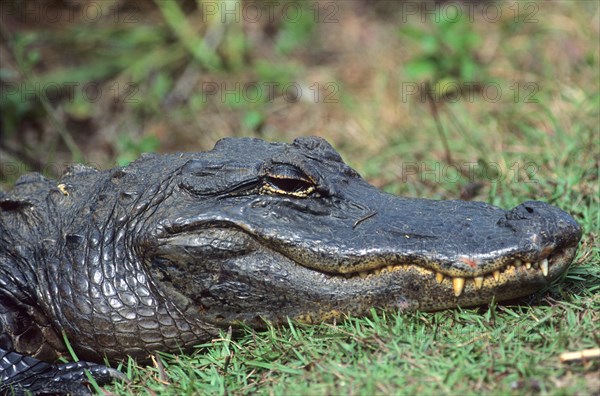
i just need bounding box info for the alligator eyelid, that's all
[217,179,262,197]
[183,179,260,198]
[267,173,311,181]
[266,163,314,181]
[353,211,377,229]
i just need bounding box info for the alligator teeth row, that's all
[356,264,408,279]
[441,258,550,297]
[343,258,550,297]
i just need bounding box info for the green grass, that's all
[1,1,598,394]
[109,299,599,394]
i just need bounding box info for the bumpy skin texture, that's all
[0,348,125,395]
[0,137,582,394]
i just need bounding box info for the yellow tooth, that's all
[453,277,465,297]
[525,262,532,269]
[474,276,484,290]
[540,258,549,277]
[436,272,444,284]
[387,265,394,272]
[493,271,500,281]
[374,269,382,275]
[515,259,522,266]
[359,271,368,279]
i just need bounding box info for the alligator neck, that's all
[1,196,50,283]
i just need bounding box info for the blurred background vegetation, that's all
[1,0,597,203]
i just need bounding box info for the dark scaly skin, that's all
[0,348,126,395]
[0,137,582,394]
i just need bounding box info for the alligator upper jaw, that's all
[253,198,582,288]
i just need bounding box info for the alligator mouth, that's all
[159,223,578,299]
[324,246,577,297]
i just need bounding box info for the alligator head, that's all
[133,136,582,327]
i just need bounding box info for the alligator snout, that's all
[500,201,582,254]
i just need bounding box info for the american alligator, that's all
[0,136,581,394]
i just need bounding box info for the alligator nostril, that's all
[501,204,531,222]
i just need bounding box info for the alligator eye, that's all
[263,164,315,197]
[266,177,312,193]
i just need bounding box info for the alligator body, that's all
[0,137,581,394]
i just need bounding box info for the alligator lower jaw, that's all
[333,246,577,298]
